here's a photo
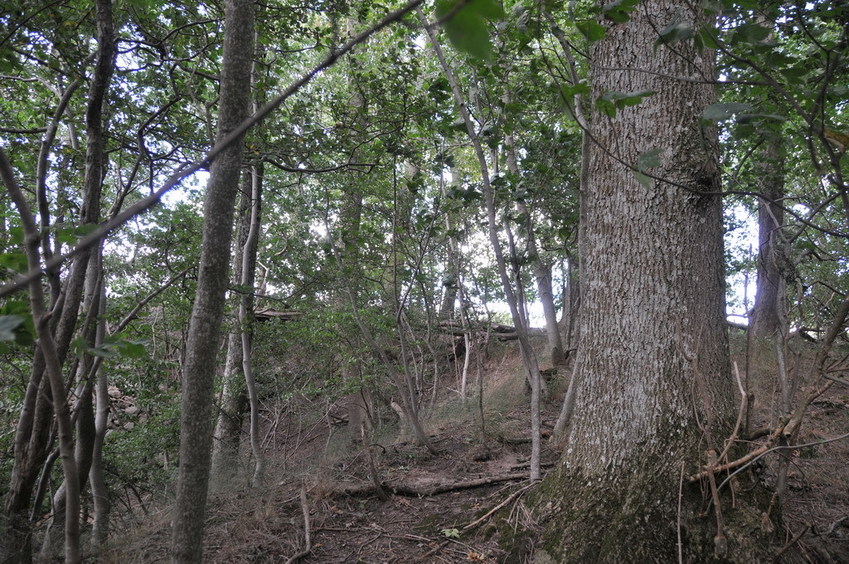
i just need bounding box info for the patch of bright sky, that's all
[725,202,759,322]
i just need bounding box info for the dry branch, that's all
[462,482,535,531]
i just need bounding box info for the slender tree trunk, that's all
[1,151,81,563]
[334,38,372,442]
[40,246,104,559]
[170,0,254,560]
[501,85,565,367]
[550,14,590,442]
[750,136,786,339]
[210,23,267,489]
[438,165,463,323]
[90,277,110,550]
[749,132,792,522]
[2,1,113,558]
[531,3,769,561]
[239,163,264,486]
[210,175,251,486]
[210,331,248,484]
[421,8,543,480]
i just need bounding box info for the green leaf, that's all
[701,102,753,122]
[0,300,34,345]
[116,339,148,358]
[445,11,492,59]
[602,0,639,23]
[696,27,719,49]
[656,21,694,45]
[597,90,655,117]
[576,20,606,42]
[596,97,616,117]
[441,527,461,539]
[734,23,771,44]
[634,171,652,189]
[0,315,24,342]
[56,223,102,246]
[635,148,661,188]
[0,252,28,273]
[8,226,23,246]
[435,0,505,60]
[602,90,656,106]
[469,0,504,20]
[637,148,662,171]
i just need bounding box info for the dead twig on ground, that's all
[772,523,809,561]
[462,482,536,531]
[284,484,311,564]
[690,295,849,487]
[814,515,849,536]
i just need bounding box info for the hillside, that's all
[97,333,849,563]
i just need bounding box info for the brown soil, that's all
[102,335,849,563]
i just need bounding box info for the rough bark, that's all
[531,3,771,561]
[211,24,267,488]
[170,0,254,560]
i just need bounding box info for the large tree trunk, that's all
[170,0,254,560]
[211,23,267,488]
[532,3,770,561]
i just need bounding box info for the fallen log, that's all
[254,307,303,321]
[438,320,546,341]
[337,471,528,498]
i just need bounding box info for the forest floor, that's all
[102,333,849,563]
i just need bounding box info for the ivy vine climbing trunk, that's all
[170,0,255,560]
[531,2,770,561]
